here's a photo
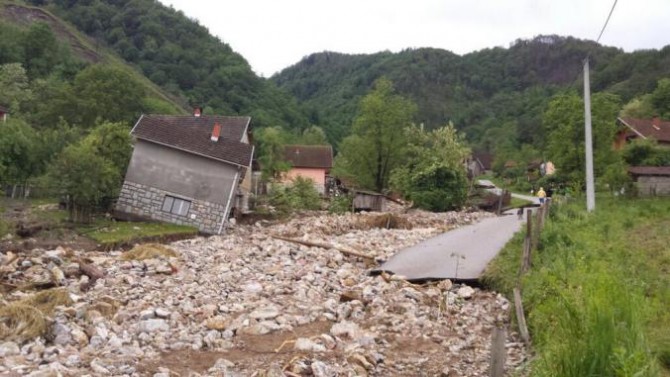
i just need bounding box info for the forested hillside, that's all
[273,36,670,147]
[43,0,309,130]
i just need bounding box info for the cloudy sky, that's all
[159,0,669,77]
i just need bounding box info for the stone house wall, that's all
[115,181,227,234]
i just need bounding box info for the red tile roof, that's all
[618,117,670,143]
[131,114,253,167]
[628,166,670,176]
[284,145,333,169]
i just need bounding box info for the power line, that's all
[595,0,618,44]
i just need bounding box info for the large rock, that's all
[0,342,20,357]
[249,307,280,320]
[138,319,169,333]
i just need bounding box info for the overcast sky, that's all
[159,0,669,77]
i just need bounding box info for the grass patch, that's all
[483,197,670,376]
[80,220,197,247]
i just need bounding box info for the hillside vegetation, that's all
[273,36,670,146]
[0,1,184,117]
[484,198,670,376]
[44,0,309,130]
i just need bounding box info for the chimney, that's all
[211,122,221,142]
[193,107,202,118]
[652,116,661,130]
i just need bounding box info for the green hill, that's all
[0,1,188,115]
[43,0,308,130]
[273,36,670,147]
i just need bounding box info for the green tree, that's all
[299,125,329,145]
[83,121,133,174]
[334,78,416,191]
[0,119,38,195]
[47,142,120,222]
[73,64,145,126]
[255,126,291,180]
[620,96,654,119]
[544,92,620,184]
[390,123,470,210]
[650,78,670,118]
[269,176,321,213]
[406,165,468,211]
[0,63,33,112]
[22,23,61,78]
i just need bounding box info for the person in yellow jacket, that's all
[537,187,547,204]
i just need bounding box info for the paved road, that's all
[375,212,524,280]
[511,192,540,204]
[375,180,537,281]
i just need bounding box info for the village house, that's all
[282,144,333,194]
[114,109,254,234]
[615,116,670,149]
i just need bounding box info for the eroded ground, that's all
[0,209,527,376]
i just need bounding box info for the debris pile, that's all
[0,209,527,376]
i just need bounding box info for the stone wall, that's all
[115,181,229,234]
[636,176,670,196]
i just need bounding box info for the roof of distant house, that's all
[0,105,8,113]
[131,114,253,167]
[284,145,333,169]
[628,166,670,176]
[618,117,670,143]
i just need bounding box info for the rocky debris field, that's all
[0,210,527,376]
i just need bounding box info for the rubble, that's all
[0,209,528,375]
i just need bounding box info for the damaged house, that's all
[115,110,254,234]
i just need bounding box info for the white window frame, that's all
[161,195,191,216]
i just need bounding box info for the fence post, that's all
[513,287,530,345]
[496,190,505,215]
[519,209,533,275]
[489,325,506,377]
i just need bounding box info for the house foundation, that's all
[115,181,227,234]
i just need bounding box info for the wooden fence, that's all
[489,199,551,377]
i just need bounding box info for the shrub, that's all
[328,193,353,214]
[407,164,467,212]
[269,176,321,213]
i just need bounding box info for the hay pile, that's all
[121,243,178,260]
[357,213,412,230]
[0,288,72,342]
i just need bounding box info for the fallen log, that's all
[78,260,104,281]
[271,234,375,261]
[2,252,19,267]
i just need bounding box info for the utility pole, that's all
[583,58,595,212]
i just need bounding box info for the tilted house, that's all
[115,111,254,234]
[283,145,333,194]
[615,116,670,149]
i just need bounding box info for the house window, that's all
[161,195,191,216]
